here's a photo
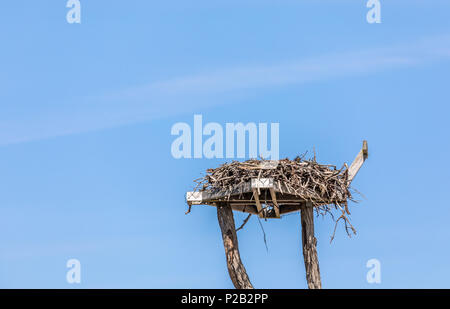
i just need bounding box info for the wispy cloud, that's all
[1,34,450,146]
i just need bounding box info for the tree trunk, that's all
[216,203,253,289]
[300,203,322,289]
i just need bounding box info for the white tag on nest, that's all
[251,178,274,188]
[259,160,279,169]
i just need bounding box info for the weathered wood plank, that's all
[252,188,263,218]
[269,188,280,218]
[186,178,335,206]
[348,140,368,183]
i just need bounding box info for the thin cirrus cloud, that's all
[0,34,449,146]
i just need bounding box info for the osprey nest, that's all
[193,156,359,240]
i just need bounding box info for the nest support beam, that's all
[216,201,321,289]
[216,203,253,289]
[300,202,322,289]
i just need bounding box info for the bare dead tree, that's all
[216,203,253,289]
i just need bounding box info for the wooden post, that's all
[216,203,253,289]
[300,202,322,289]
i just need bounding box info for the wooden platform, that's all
[186,178,345,218]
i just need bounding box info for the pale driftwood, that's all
[300,202,322,289]
[348,140,368,183]
[216,203,253,289]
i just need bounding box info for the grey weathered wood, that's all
[216,203,254,289]
[187,188,345,209]
[186,178,286,205]
[252,188,263,218]
[348,140,368,183]
[269,188,280,218]
[300,202,322,289]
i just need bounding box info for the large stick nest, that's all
[195,157,352,204]
[193,155,359,241]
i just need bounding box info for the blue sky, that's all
[1,0,450,288]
